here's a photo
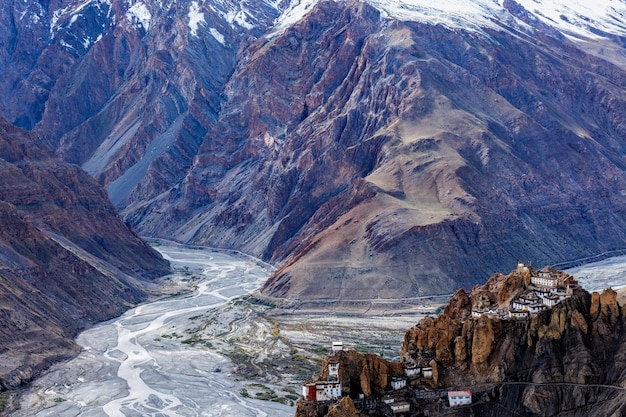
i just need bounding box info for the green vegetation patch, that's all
[181,334,213,348]
[242,383,295,405]
[0,391,9,412]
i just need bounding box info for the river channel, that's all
[14,242,294,417]
[14,241,626,416]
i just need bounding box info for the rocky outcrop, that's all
[297,268,626,417]
[401,268,626,416]
[0,119,169,389]
[296,350,404,417]
[327,397,360,417]
[320,351,404,399]
[297,396,363,417]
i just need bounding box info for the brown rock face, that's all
[0,119,169,388]
[319,350,404,399]
[296,350,404,417]
[295,397,364,417]
[326,397,360,417]
[401,268,626,416]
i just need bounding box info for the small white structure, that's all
[302,382,315,400]
[509,310,529,320]
[390,402,410,414]
[517,263,529,273]
[332,341,344,354]
[541,294,560,307]
[448,390,472,407]
[471,310,484,318]
[316,381,342,401]
[528,303,547,314]
[390,377,406,390]
[512,298,530,311]
[531,274,558,288]
[422,367,433,379]
[328,361,339,378]
[302,356,343,402]
[404,364,420,378]
[536,288,551,298]
[382,396,395,404]
[567,284,577,296]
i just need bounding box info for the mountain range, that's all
[3,0,626,307]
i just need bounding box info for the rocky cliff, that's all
[296,268,626,416]
[3,0,626,305]
[400,269,626,416]
[297,350,406,417]
[0,119,169,389]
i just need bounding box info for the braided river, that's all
[15,242,294,417]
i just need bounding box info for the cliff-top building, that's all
[472,264,580,319]
[301,355,342,402]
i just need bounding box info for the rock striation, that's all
[4,0,626,305]
[0,119,169,389]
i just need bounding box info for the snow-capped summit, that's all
[511,0,626,39]
[275,0,626,41]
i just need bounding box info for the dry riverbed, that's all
[9,241,441,417]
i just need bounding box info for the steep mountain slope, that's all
[0,119,169,388]
[3,0,626,305]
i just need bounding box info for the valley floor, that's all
[9,241,626,416]
[8,241,443,417]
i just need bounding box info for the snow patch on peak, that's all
[126,2,152,30]
[50,5,71,37]
[189,1,206,37]
[367,0,508,32]
[270,0,507,36]
[370,0,626,40]
[226,10,255,30]
[210,27,226,45]
[19,2,45,26]
[513,0,626,39]
[49,0,113,42]
[271,0,319,35]
[271,0,626,42]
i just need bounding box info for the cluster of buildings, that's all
[404,364,433,380]
[301,359,342,402]
[471,264,579,320]
[301,342,472,413]
[302,342,344,402]
[300,264,580,413]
